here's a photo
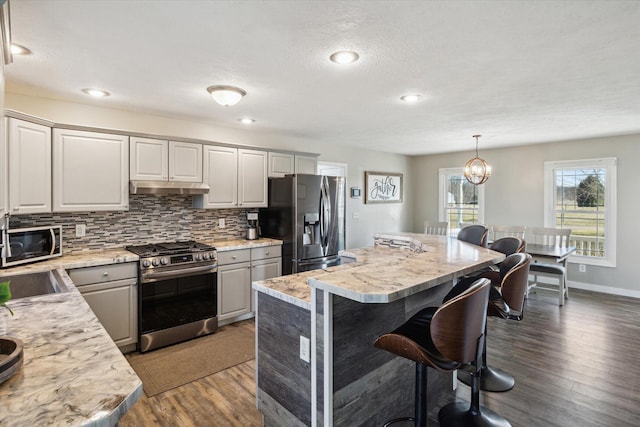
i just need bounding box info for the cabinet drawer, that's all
[217,249,251,265]
[251,245,282,261]
[68,262,137,286]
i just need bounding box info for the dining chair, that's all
[490,225,526,240]
[527,227,572,305]
[424,221,448,236]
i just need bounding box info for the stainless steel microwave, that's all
[1,225,62,268]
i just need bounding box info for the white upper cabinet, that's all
[53,129,129,212]
[295,155,318,175]
[194,146,267,209]
[130,137,202,182]
[194,145,238,208]
[268,152,294,177]
[238,149,268,208]
[129,137,168,181]
[169,141,202,182]
[7,118,52,215]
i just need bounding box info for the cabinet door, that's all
[295,155,318,175]
[169,141,202,182]
[8,118,52,214]
[53,129,129,212]
[193,145,238,208]
[268,152,294,177]
[238,149,267,208]
[130,137,168,181]
[251,257,282,312]
[218,262,251,321]
[78,278,137,347]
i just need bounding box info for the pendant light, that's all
[464,135,492,185]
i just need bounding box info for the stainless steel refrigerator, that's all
[259,174,346,275]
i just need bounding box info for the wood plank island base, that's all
[252,233,504,426]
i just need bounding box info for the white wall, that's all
[5,92,413,249]
[411,134,640,295]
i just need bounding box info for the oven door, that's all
[139,265,217,336]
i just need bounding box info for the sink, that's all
[0,270,70,300]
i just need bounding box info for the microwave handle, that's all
[50,228,56,255]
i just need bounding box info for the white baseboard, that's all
[567,280,640,299]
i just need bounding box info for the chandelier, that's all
[464,135,492,185]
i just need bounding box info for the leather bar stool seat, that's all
[444,253,531,392]
[375,278,510,427]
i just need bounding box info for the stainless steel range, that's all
[126,241,218,353]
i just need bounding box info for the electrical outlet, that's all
[218,218,225,228]
[75,224,86,237]
[352,211,360,220]
[579,264,586,273]
[299,335,310,363]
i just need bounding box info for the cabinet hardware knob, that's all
[265,251,270,255]
[232,256,236,259]
[103,272,109,276]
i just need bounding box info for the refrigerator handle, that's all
[320,176,331,255]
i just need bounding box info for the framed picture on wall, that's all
[364,171,403,204]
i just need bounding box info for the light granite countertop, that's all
[0,269,142,426]
[253,232,505,307]
[0,238,281,426]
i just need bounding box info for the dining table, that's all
[526,243,576,305]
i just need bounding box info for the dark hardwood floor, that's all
[120,289,640,426]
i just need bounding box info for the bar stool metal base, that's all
[383,417,415,426]
[457,365,515,392]
[439,402,512,427]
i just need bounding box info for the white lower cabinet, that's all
[68,263,138,352]
[217,249,251,325]
[250,246,282,312]
[217,245,282,325]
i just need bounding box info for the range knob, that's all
[160,257,169,265]
[194,253,203,261]
[210,252,217,261]
[142,260,151,268]
[152,259,160,267]
[203,253,210,260]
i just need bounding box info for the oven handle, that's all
[141,264,217,281]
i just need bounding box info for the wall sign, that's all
[364,171,403,204]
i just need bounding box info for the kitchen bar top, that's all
[253,232,504,306]
[0,237,281,426]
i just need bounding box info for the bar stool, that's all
[374,278,510,427]
[457,224,488,247]
[444,253,531,393]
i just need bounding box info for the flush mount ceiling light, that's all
[207,85,247,107]
[464,135,492,185]
[400,94,423,103]
[82,88,110,97]
[329,50,359,64]
[239,117,255,125]
[10,44,31,55]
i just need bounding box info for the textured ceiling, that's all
[5,0,640,155]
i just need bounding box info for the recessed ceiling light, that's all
[82,88,110,97]
[400,94,423,103]
[329,51,360,64]
[207,85,247,107]
[10,44,31,55]
[239,118,255,125]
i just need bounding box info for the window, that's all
[544,158,617,267]
[439,168,485,236]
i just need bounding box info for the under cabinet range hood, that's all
[129,181,210,195]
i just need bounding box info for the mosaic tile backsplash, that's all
[9,194,253,254]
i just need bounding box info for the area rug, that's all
[126,323,255,397]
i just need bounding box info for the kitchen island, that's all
[253,233,504,426]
